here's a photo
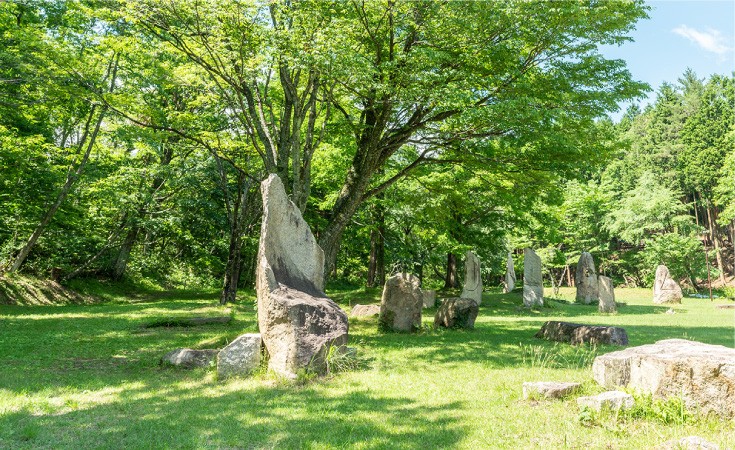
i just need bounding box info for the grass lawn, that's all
[1,284,734,449]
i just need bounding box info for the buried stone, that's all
[535,320,628,346]
[351,304,381,317]
[161,348,219,369]
[217,333,261,379]
[522,381,581,400]
[256,175,348,379]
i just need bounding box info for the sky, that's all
[599,0,735,121]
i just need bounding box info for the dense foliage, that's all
[0,0,732,300]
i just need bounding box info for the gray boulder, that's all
[217,333,261,379]
[598,275,616,313]
[460,251,483,305]
[422,289,436,308]
[575,251,599,304]
[592,339,735,418]
[522,381,581,400]
[161,348,218,368]
[351,304,381,317]
[433,297,479,329]
[379,273,422,332]
[535,320,628,346]
[504,253,516,293]
[653,265,683,304]
[256,174,348,379]
[522,248,543,307]
[577,391,634,412]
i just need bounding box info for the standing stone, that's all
[422,289,436,308]
[379,273,422,332]
[653,265,683,304]
[433,297,479,329]
[460,251,483,306]
[598,275,616,313]
[217,333,262,379]
[523,248,543,307]
[504,253,516,293]
[575,252,599,304]
[256,174,348,379]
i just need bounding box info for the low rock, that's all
[217,333,262,379]
[434,298,479,329]
[522,381,581,400]
[161,348,218,368]
[577,391,634,412]
[534,321,628,346]
[351,304,381,317]
[715,304,735,309]
[422,289,436,308]
[592,339,735,418]
[597,275,616,313]
[379,273,422,332]
[655,436,720,450]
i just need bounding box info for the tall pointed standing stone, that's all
[504,253,516,293]
[653,265,683,304]
[461,251,483,305]
[575,252,599,304]
[598,275,616,313]
[256,174,348,379]
[523,248,543,307]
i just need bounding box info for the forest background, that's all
[1,0,733,304]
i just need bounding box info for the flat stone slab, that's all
[143,316,232,328]
[577,391,634,411]
[715,304,735,309]
[161,348,219,368]
[592,339,735,418]
[654,436,720,450]
[351,304,381,317]
[522,381,581,400]
[534,321,628,346]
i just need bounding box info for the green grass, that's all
[1,285,734,448]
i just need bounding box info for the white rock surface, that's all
[592,339,735,418]
[575,252,599,304]
[461,251,483,306]
[523,248,543,307]
[598,275,616,313]
[653,265,683,304]
[577,391,634,412]
[256,174,348,379]
[161,348,218,368]
[217,333,261,379]
[504,253,516,293]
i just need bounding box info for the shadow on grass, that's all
[0,380,468,448]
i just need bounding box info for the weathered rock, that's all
[575,251,599,304]
[351,304,381,317]
[653,265,683,304]
[217,333,261,379]
[161,348,218,368]
[422,289,436,308]
[461,251,483,306]
[655,436,720,450]
[433,297,479,329]
[715,304,735,309]
[598,275,616,313]
[379,273,422,332]
[256,174,348,379]
[577,391,634,411]
[523,248,543,307]
[504,253,516,293]
[522,381,581,400]
[592,339,735,418]
[535,321,628,346]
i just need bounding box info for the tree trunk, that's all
[8,105,106,273]
[366,198,385,288]
[112,226,139,281]
[220,180,252,305]
[706,204,727,284]
[444,252,458,289]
